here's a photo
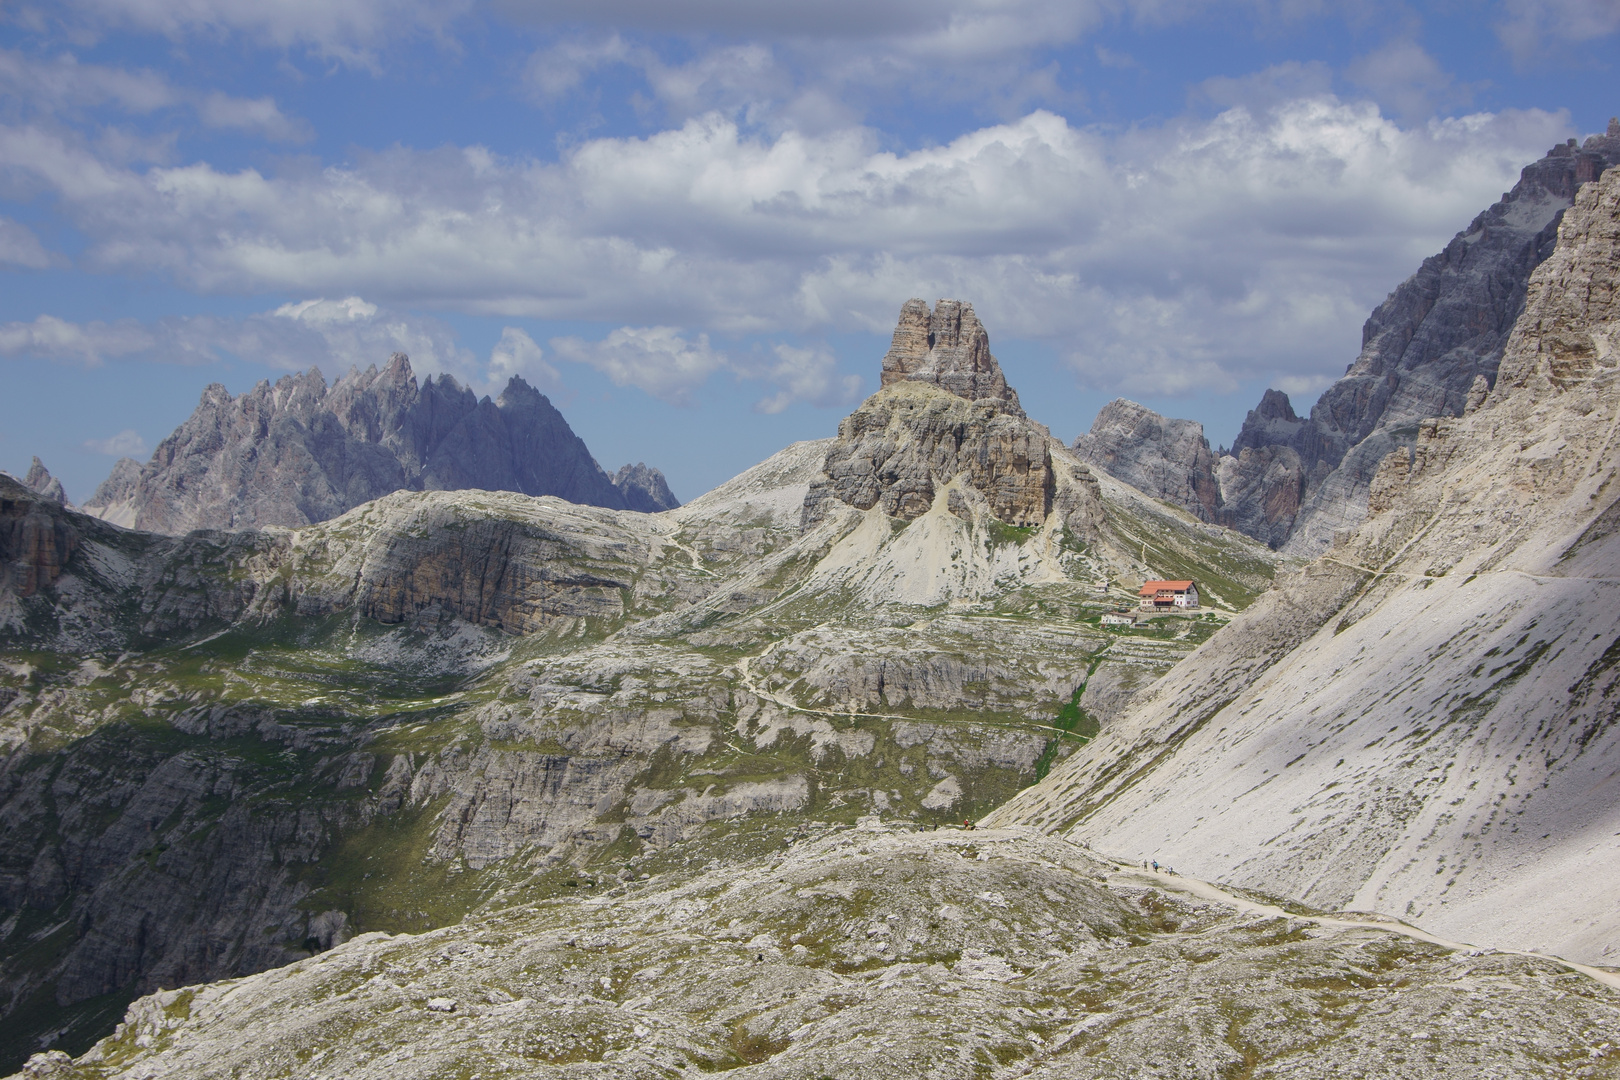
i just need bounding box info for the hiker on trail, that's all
[963,819,976,831]
[1142,860,1148,870]
[1151,860,1159,872]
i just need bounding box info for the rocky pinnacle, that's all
[879,299,1023,415]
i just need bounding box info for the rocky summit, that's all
[79,354,677,533]
[6,199,1620,1076]
[1071,401,1222,525]
[803,299,1053,529]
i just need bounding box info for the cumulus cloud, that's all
[549,326,862,410]
[0,217,58,268]
[83,429,148,456]
[0,297,486,383]
[749,343,863,414]
[0,95,1575,396]
[488,326,562,391]
[0,314,154,365]
[1345,40,1472,122]
[550,326,728,405]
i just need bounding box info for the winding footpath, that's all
[1081,844,1620,993]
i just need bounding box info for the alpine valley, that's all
[2,141,1619,1080]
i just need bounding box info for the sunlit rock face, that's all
[1072,399,1222,523]
[878,298,1022,412]
[804,300,1053,529]
[992,165,1620,967]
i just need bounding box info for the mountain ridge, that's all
[80,354,677,533]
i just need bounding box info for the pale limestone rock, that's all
[990,166,1620,966]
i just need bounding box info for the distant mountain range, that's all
[72,353,676,533]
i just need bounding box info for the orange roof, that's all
[1138,580,1195,595]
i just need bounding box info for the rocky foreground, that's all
[16,823,1620,1080]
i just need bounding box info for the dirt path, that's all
[1089,849,1620,993]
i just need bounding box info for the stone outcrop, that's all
[1215,124,1620,552]
[804,300,1052,528]
[26,825,1617,1080]
[611,462,679,513]
[83,457,141,526]
[1071,399,1221,521]
[19,458,68,506]
[1213,446,1303,548]
[79,354,677,533]
[990,163,1620,967]
[878,298,1022,411]
[0,475,79,597]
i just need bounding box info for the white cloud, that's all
[0,217,58,268]
[195,92,311,141]
[1496,0,1620,61]
[1345,40,1471,122]
[488,326,562,391]
[0,95,1574,396]
[551,326,728,405]
[750,343,863,414]
[52,0,470,68]
[83,429,148,456]
[0,314,154,365]
[0,49,310,140]
[0,297,485,383]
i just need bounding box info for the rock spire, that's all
[803,299,1052,528]
[879,299,1022,414]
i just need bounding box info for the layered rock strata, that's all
[79,354,677,533]
[878,298,1021,409]
[991,163,1620,965]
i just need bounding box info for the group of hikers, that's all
[1144,859,1178,876]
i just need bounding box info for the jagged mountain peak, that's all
[879,297,1023,414]
[1071,399,1222,524]
[804,300,1053,531]
[80,353,675,532]
[20,457,68,506]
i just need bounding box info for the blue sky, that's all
[1,0,1616,504]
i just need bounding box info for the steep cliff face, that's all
[1215,125,1620,552]
[78,354,677,533]
[1071,399,1221,522]
[989,164,1620,966]
[804,299,1052,529]
[877,298,1021,409]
